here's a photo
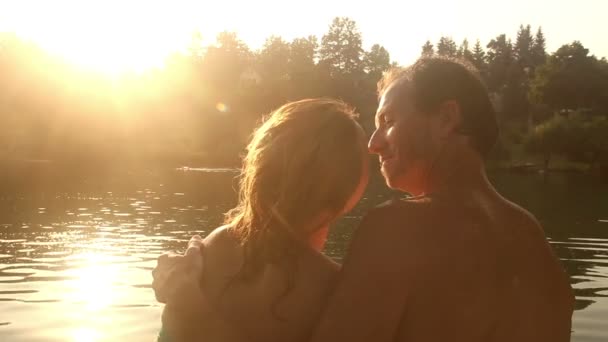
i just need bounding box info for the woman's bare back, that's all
[163,226,340,342]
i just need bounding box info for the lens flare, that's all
[216,102,229,113]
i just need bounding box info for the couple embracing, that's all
[152,57,574,342]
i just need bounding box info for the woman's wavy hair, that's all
[225,98,365,284]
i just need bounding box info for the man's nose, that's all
[368,129,384,155]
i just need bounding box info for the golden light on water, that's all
[70,262,117,311]
[65,252,121,342]
[72,327,100,342]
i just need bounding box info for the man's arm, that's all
[310,206,423,342]
[152,236,205,303]
[153,236,211,340]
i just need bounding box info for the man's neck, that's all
[422,142,494,198]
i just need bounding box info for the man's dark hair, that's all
[378,57,499,158]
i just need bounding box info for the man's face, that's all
[368,83,440,195]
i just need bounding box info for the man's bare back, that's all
[310,189,574,342]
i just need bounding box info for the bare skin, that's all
[307,83,574,342]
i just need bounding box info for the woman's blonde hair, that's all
[225,98,365,279]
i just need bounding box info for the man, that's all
[154,57,574,341]
[307,57,574,342]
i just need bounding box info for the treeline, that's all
[422,26,608,172]
[0,19,606,173]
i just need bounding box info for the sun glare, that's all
[67,253,119,311]
[3,1,196,75]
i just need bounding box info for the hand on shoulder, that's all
[152,235,205,304]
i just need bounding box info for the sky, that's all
[0,0,606,73]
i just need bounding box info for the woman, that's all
[154,98,369,341]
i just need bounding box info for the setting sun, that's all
[1,0,197,75]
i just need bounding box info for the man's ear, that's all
[438,100,463,138]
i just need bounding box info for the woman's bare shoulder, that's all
[204,225,234,244]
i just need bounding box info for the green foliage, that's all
[364,44,391,80]
[319,17,363,76]
[421,40,434,57]
[288,36,317,76]
[486,34,514,92]
[203,31,252,93]
[286,36,319,98]
[531,27,547,68]
[436,37,457,57]
[457,39,473,63]
[257,36,290,82]
[530,41,608,112]
[525,113,608,168]
[525,115,572,157]
[573,115,608,164]
[471,40,486,73]
[514,24,534,69]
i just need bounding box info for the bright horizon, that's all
[1,0,606,74]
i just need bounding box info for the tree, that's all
[436,36,457,57]
[582,116,608,172]
[514,24,534,68]
[458,39,473,62]
[287,36,320,99]
[421,40,434,57]
[288,36,318,76]
[531,27,547,68]
[486,34,532,123]
[319,17,363,76]
[526,113,608,173]
[524,114,572,171]
[363,44,391,80]
[187,31,205,59]
[203,31,252,89]
[486,34,514,92]
[529,41,608,112]
[257,36,290,82]
[471,39,486,72]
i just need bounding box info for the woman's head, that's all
[226,98,368,267]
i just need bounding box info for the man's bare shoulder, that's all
[360,196,446,236]
[367,195,433,217]
[491,194,551,247]
[350,197,440,263]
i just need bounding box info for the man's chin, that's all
[381,169,411,193]
[381,170,400,190]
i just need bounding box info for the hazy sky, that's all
[0,0,606,71]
